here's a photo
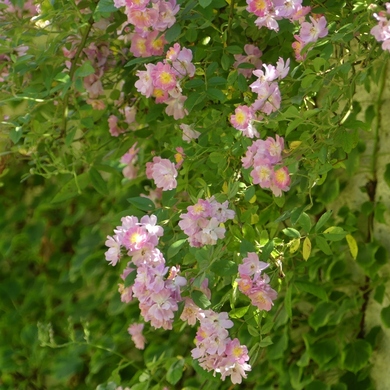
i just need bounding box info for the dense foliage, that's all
[1,0,390,389]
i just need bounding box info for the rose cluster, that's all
[178,197,235,247]
[230,58,290,138]
[135,43,195,119]
[292,14,329,61]
[242,135,290,197]
[105,215,187,331]
[371,3,390,52]
[236,252,278,311]
[114,0,179,58]
[246,0,311,31]
[180,280,251,384]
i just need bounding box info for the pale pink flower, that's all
[153,0,180,31]
[180,123,201,142]
[246,0,272,17]
[128,323,146,349]
[230,105,253,130]
[270,166,291,197]
[135,63,156,97]
[105,235,122,266]
[130,33,150,58]
[299,15,328,43]
[233,44,263,78]
[146,157,178,191]
[165,94,188,119]
[151,62,177,91]
[250,162,273,188]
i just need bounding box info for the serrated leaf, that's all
[346,234,358,259]
[127,196,155,211]
[89,167,108,196]
[310,339,339,366]
[303,237,311,260]
[191,290,211,309]
[343,340,372,373]
[315,210,333,232]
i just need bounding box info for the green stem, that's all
[226,0,235,46]
[371,60,388,183]
[61,14,95,137]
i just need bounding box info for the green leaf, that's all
[267,332,288,360]
[315,210,333,232]
[346,234,358,259]
[184,92,206,112]
[206,88,226,102]
[322,226,347,241]
[282,228,301,238]
[302,237,311,260]
[89,167,108,196]
[259,336,273,347]
[316,236,333,255]
[295,281,328,301]
[208,76,226,87]
[260,240,274,261]
[74,61,95,78]
[308,302,337,331]
[229,306,249,319]
[380,305,390,328]
[167,239,187,259]
[199,0,212,7]
[297,212,311,233]
[384,163,390,189]
[95,0,117,14]
[51,173,89,203]
[127,197,155,211]
[210,259,238,276]
[124,269,137,288]
[191,290,211,309]
[225,45,243,54]
[343,340,372,373]
[334,128,359,153]
[9,126,23,144]
[166,358,184,385]
[165,24,182,43]
[310,339,339,366]
[284,285,292,319]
